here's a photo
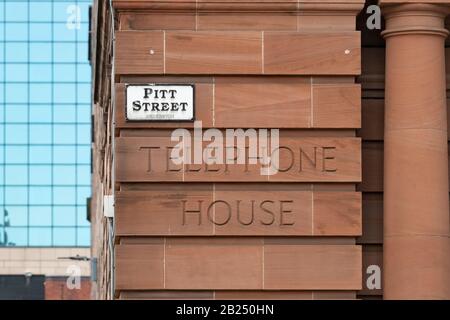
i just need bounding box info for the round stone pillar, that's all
[381,3,450,299]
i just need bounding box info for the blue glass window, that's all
[29,186,52,205]
[5,84,28,103]
[29,206,52,226]
[6,124,28,144]
[77,64,90,82]
[77,43,88,62]
[5,187,27,205]
[53,2,74,23]
[6,206,28,227]
[5,43,28,63]
[54,65,76,82]
[54,146,76,164]
[77,227,90,245]
[54,83,75,103]
[30,23,52,41]
[5,104,28,123]
[0,84,4,104]
[6,146,28,164]
[5,23,27,41]
[29,165,52,185]
[29,105,52,123]
[6,64,28,82]
[77,104,90,123]
[53,124,75,144]
[54,83,76,103]
[30,124,52,144]
[30,2,52,22]
[54,43,76,62]
[29,146,52,164]
[29,228,52,246]
[30,43,52,63]
[77,83,90,103]
[54,104,75,122]
[30,84,52,103]
[30,64,52,82]
[77,124,90,144]
[54,206,76,226]
[77,186,91,204]
[5,165,28,185]
[54,23,76,42]
[1,0,92,247]
[53,227,76,246]
[53,186,75,205]
[5,3,28,22]
[77,146,90,164]
[53,165,76,185]
[77,165,90,185]
[77,207,89,226]
[4,227,28,246]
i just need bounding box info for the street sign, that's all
[126,84,194,121]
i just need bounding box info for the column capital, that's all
[379,2,450,38]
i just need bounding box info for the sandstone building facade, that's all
[89,0,450,299]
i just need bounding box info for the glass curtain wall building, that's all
[0,0,91,246]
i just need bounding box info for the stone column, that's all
[381,2,450,299]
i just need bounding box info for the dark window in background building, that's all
[0,275,45,299]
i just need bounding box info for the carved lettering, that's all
[236,200,254,226]
[166,146,182,172]
[322,146,337,172]
[274,146,295,172]
[139,146,160,172]
[182,199,297,227]
[181,200,202,226]
[117,137,359,182]
[260,200,276,225]
[207,200,232,226]
[280,200,295,226]
[299,147,317,171]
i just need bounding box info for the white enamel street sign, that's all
[126,84,194,121]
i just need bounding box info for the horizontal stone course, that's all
[115,31,361,75]
[115,241,362,290]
